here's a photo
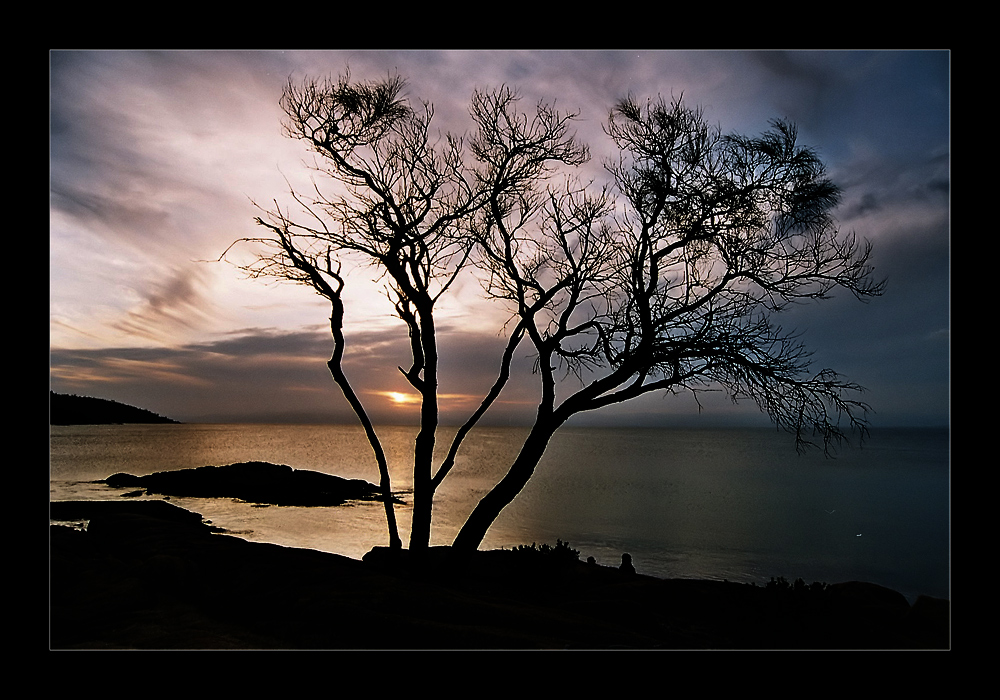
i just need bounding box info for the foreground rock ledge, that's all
[49,500,949,650]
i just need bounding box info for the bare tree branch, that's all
[229,73,885,557]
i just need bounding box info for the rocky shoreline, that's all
[49,500,949,650]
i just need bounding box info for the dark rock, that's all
[50,501,951,650]
[827,580,911,619]
[904,595,951,647]
[105,473,144,487]
[50,499,211,528]
[100,461,399,507]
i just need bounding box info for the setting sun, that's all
[387,391,418,405]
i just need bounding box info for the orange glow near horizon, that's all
[386,391,419,405]
[376,391,494,409]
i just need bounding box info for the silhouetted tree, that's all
[233,72,884,556]
[452,94,885,551]
[236,73,590,552]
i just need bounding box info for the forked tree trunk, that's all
[451,418,563,553]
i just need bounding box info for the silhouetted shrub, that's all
[766,576,829,597]
[509,539,581,565]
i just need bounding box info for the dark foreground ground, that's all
[50,500,950,650]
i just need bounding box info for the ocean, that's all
[49,423,950,602]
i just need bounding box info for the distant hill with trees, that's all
[50,392,181,425]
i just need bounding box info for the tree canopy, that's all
[232,72,884,554]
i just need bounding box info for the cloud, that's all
[109,265,215,342]
[49,324,538,425]
[49,50,949,428]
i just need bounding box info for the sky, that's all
[49,50,950,429]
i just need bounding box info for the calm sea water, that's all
[49,424,950,601]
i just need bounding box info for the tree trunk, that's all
[330,356,402,551]
[451,418,562,553]
[409,428,435,552]
[327,302,402,550]
[408,304,439,553]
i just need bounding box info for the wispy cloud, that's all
[108,266,215,343]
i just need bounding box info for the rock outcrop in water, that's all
[103,461,399,507]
